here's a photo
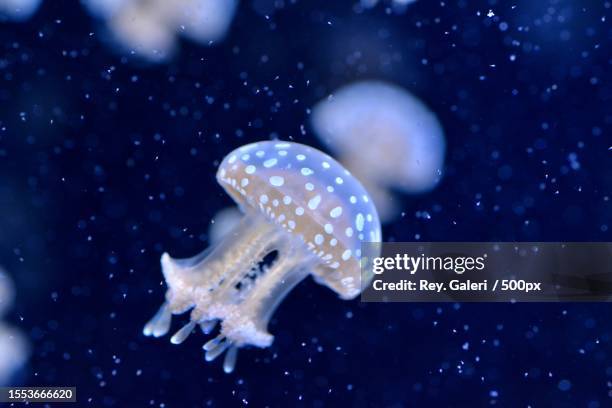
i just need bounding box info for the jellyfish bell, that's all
[144,141,382,373]
[311,81,445,193]
[0,0,41,21]
[311,80,446,222]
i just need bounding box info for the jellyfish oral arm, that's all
[143,210,316,371]
[161,213,279,312]
[221,242,312,346]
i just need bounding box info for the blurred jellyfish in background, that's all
[79,0,124,18]
[208,207,242,246]
[311,80,445,223]
[0,324,28,386]
[0,269,28,386]
[0,0,41,21]
[358,0,417,13]
[0,270,14,316]
[81,0,239,62]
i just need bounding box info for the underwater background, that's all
[0,0,611,406]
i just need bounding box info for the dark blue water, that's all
[0,0,610,406]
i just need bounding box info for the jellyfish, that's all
[0,0,41,21]
[0,269,28,386]
[359,0,417,12]
[79,0,128,19]
[0,323,28,386]
[168,0,239,45]
[143,141,382,373]
[0,270,14,317]
[310,80,446,222]
[106,0,177,62]
[82,0,238,62]
[208,206,242,246]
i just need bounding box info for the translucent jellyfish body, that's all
[0,323,28,386]
[144,141,382,372]
[360,0,417,12]
[0,270,14,316]
[0,0,41,21]
[82,0,238,62]
[0,269,28,386]
[209,207,242,246]
[311,80,446,222]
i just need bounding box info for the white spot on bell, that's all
[301,168,314,176]
[342,250,352,261]
[264,158,278,168]
[314,234,324,245]
[330,206,342,218]
[269,176,284,186]
[356,213,365,231]
[308,195,321,210]
[245,165,256,174]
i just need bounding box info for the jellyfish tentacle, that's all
[223,346,239,374]
[170,320,197,345]
[205,339,231,362]
[200,320,217,334]
[143,302,172,337]
[203,334,225,351]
